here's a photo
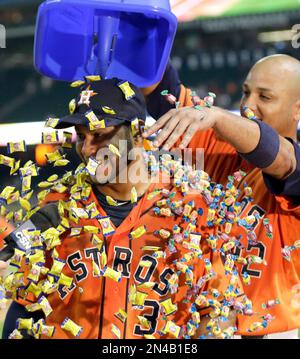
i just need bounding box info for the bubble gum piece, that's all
[42,131,59,144]
[85,75,102,82]
[137,316,151,330]
[129,225,147,239]
[0,154,15,168]
[38,296,53,317]
[98,216,115,237]
[114,309,127,323]
[92,260,101,277]
[160,298,178,316]
[53,159,70,167]
[163,321,181,338]
[16,318,33,331]
[132,291,148,308]
[58,273,73,287]
[118,81,135,100]
[102,266,122,282]
[62,131,73,149]
[111,324,121,339]
[61,317,83,337]
[70,80,85,88]
[85,157,99,176]
[108,144,121,158]
[131,187,138,204]
[8,329,23,339]
[105,196,118,206]
[7,140,26,154]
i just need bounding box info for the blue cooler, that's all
[34,0,177,87]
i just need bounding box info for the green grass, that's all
[223,0,300,17]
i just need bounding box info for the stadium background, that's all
[0,0,300,339]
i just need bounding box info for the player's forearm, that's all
[212,107,261,154]
[212,108,297,179]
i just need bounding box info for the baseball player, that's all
[2,78,244,339]
[143,54,300,336]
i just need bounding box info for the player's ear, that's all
[293,99,300,122]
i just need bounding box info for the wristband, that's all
[238,119,280,168]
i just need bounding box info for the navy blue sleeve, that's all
[146,62,182,120]
[263,138,300,198]
[2,301,44,339]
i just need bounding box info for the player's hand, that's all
[142,106,217,151]
[0,260,8,277]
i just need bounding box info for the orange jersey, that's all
[178,84,300,334]
[15,176,242,339]
[231,167,300,335]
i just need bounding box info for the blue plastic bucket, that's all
[34,0,178,87]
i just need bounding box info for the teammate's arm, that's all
[143,106,299,186]
[0,260,7,276]
[140,62,182,120]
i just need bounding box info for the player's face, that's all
[240,64,295,137]
[75,125,120,163]
[75,124,136,184]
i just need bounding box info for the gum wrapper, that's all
[58,273,73,288]
[36,319,55,337]
[54,159,70,167]
[45,149,63,163]
[62,132,73,149]
[108,144,121,157]
[8,329,23,339]
[45,118,60,129]
[10,248,26,269]
[85,75,102,82]
[38,296,53,317]
[70,80,85,88]
[131,118,140,137]
[111,324,121,339]
[0,186,15,203]
[85,110,105,130]
[42,131,59,144]
[0,154,15,168]
[10,159,21,175]
[7,141,26,154]
[105,196,118,206]
[118,81,135,100]
[61,317,83,337]
[19,163,39,177]
[70,227,82,237]
[69,98,76,114]
[137,316,151,330]
[22,176,32,194]
[86,157,99,176]
[92,260,101,277]
[102,106,116,115]
[16,318,33,331]
[101,266,122,282]
[114,309,127,323]
[129,225,147,239]
[160,298,178,316]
